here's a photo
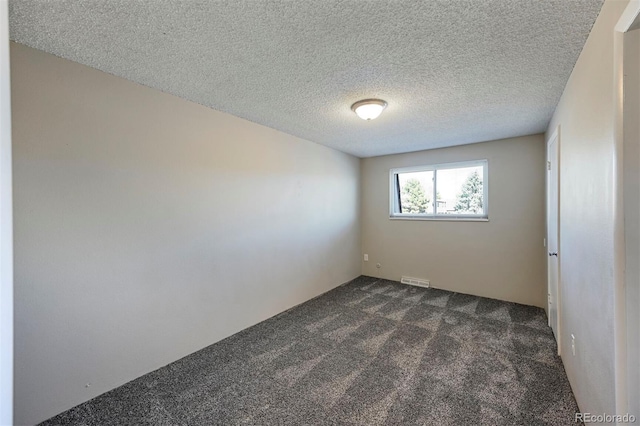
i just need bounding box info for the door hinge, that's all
[547,161,551,171]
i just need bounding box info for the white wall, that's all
[361,135,547,307]
[545,0,630,415]
[11,43,361,425]
[624,25,640,418]
[0,1,12,425]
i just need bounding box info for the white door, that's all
[0,1,13,424]
[547,130,560,351]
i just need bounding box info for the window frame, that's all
[389,159,489,221]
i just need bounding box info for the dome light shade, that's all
[351,99,387,120]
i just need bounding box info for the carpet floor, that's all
[41,276,580,425]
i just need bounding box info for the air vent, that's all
[400,276,430,288]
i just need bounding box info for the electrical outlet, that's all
[364,254,368,261]
[571,334,576,356]
[376,263,381,269]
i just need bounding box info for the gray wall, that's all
[624,25,639,418]
[361,135,547,308]
[545,0,629,415]
[11,43,361,425]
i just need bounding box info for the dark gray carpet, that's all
[40,276,580,425]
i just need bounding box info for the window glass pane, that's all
[436,166,484,215]
[397,171,434,214]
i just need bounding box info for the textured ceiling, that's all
[9,0,604,158]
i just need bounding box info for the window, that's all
[390,160,488,220]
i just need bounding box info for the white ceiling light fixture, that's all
[351,99,387,121]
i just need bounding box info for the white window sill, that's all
[389,215,489,222]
